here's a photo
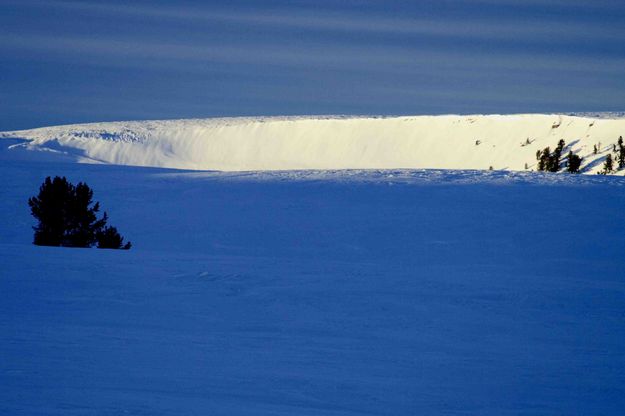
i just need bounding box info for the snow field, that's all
[2,114,625,173]
[1,158,625,415]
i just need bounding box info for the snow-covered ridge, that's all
[2,114,625,174]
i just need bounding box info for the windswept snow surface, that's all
[2,153,625,414]
[2,114,625,173]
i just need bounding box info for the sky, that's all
[1,0,624,130]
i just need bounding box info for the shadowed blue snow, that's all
[2,156,625,414]
[1,0,625,130]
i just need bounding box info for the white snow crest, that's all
[2,114,625,174]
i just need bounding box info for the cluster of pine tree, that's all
[28,176,131,249]
[536,139,567,172]
[533,139,583,173]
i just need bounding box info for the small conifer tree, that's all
[617,136,625,170]
[547,139,565,172]
[97,224,132,250]
[567,152,582,173]
[538,147,550,171]
[602,154,614,174]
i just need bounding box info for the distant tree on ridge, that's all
[567,151,582,173]
[617,136,625,170]
[601,154,614,175]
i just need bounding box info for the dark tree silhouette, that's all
[28,176,69,246]
[97,224,132,250]
[601,154,614,174]
[547,139,565,172]
[64,182,107,247]
[567,152,582,173]
[537,147,550,171]
[28,176,130,249]
[617,136,625,170]
[537,140,566,173]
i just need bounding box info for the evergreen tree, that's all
[567,151,582,173]
[617,136,625,170]
[548,139,565,172]
[536,140,567,173]
[63,182,107,247]
[97,225,132,250]
[28,176,130,249]
[28,176,73,246]
[602,154,614,174]
[538,147,550,171]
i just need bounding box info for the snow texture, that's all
[2,114,625,174]
[2,151,625,414]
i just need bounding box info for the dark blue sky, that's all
[1,0,624,130]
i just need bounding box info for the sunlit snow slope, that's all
[2,114,625,173]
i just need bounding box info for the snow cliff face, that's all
[2,114,625,174]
